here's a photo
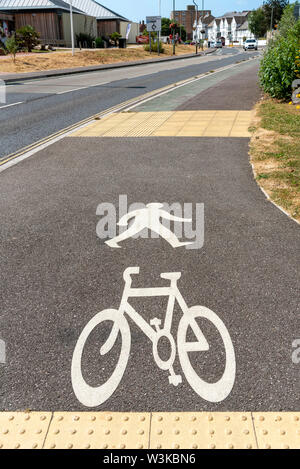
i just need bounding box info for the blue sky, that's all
[104,1,263,23]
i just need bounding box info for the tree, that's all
[249,8,268,37]
[5,36,18,62]
[262,0,289,29]
[161,17,171,36]
[278,2,296,37]
[159,18,187,41]
[16,25,39,52]
[178,25,187,42]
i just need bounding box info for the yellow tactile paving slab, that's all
[149,412,256,449]
[252,413,300,449]
[44,412,150,450]
[70,111,255,138]
[0,412,52,449]
[1,412,300,449]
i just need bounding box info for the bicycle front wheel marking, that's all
[177,306,236,403]
[71,309,131,407]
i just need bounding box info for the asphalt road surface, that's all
[1,51,299,413]
[0,47,259,159]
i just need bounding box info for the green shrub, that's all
[259,19,300,99]
[95,37,104,48]
[16,25,39,52]
[144,41,164,53]
[76,33,95,48]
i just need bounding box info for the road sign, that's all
[146,16,161,32]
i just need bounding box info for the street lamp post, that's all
[193,0,198,55]
[70,0,75,56]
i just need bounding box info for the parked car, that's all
[136,35,149,45]
[214,40,223,48]
[243,39,258,50]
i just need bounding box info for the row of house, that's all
[0,0,139,47]
[194,10,255,45]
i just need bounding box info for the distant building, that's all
[0,0,138,45]
[204,11,254,44]
[63,0,131,38]
[194,13,215,41]
[171,5,211,40]
[0,0,97,46]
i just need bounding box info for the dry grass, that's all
[0,44,198,74]
[249,98,300,222]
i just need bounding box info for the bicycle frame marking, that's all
[72,267,236,407]
[103,273,208,355]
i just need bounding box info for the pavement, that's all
[0,49,299,449]
[0,47,258,159]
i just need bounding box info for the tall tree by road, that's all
[249,8,268,37]
[263,0,289,29]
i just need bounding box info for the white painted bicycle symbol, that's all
[71,267,236,407]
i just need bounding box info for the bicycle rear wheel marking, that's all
[71,309,131,407]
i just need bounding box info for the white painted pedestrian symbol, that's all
[72,267,236,407]
[105,203,194,248]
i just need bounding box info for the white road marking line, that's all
[0,339,5,364]
[56,81,109,95]
[0,101,23,109]
[1,82,110,106]
[56,88,83,95]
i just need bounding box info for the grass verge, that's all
[249,98,300,222]
[0,44,200,74]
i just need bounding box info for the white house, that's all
[198,11,255,45]
[193,13,215,41]
[235,20,255,43]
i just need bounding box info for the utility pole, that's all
[202,0,205,50]
[270,6,274,31]
[158,0,161,56]
[193,0,198,55]
[70,0,75,56]
[173,0,176,55]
